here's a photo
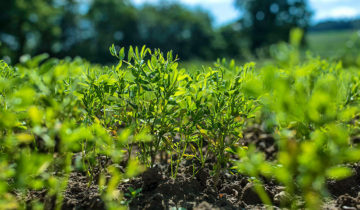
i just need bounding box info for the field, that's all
[179,30,359,71]
[1,30,360,210]
[307,30,358,58]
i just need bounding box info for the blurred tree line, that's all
[0,0,312,64]
[235,0,311,50]
[310,19,360,32]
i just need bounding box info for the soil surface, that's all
[24,127,360,210]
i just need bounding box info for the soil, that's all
[24,127,360,210]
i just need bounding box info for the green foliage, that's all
[0,45,259,208]
[0,54,144,209]
[234,29,360,209]
[1,39,360,209]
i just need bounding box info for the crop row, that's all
[1,30,360,209]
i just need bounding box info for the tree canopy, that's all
[0,0,313,64]
[235,0,312,50]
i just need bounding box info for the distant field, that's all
[179,30,359,70]
[306,30,358,57]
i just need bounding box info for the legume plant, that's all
[0,29,360,209]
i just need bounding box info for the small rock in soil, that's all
[336,194,358,209]
[194,201,219,210]
[273,191,291,206]
[241,183,263,205]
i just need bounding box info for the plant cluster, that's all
[0,45,257,209]
[0,30,360,209]
[235,29,360,209]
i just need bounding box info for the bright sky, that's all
[133,0,360,26]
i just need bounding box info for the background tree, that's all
[216,23,248,59]
[235,0,312,51]
[0,0,226,64]
[57,0,88,58]
[0,0,61,63]
[86,0,140,63]
[0,0,316,64]
[138,3,216,60]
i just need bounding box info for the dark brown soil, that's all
[242,126,278,161]
[24,128,360,210]
[62,172,105,209]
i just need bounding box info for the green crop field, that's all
[1,29,360,209]
[179,30,359,72]
[307,30,359,57]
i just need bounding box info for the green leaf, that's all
[326,167,353,180]
[174,88,186,97]
[290,28,303,48]
[116,60,122,71]
[109,44,117,58]
[119,47,125,61]
[128,46,134,62]
[140,45,146,59]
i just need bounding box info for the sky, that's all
[132,0,360,26]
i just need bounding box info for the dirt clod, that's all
[194,201,219,210]
[241,183,263,206]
